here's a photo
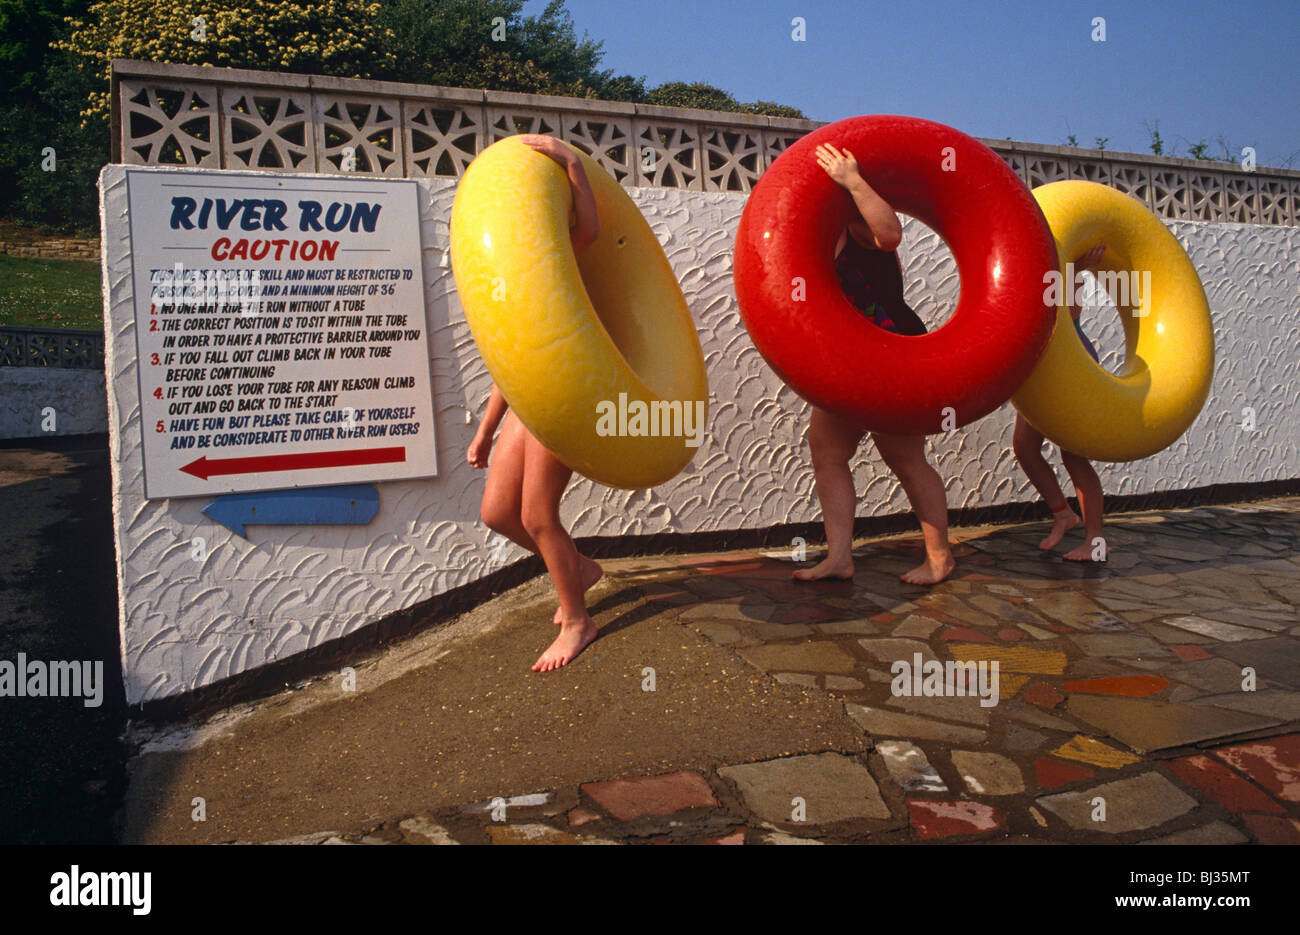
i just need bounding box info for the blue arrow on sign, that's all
[202,484,380,537]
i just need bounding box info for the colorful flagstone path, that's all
[167,498,1300,845]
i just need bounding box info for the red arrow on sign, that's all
[180,447,406,480]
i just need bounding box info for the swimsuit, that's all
[834,236,927,336]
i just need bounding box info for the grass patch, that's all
[0,254,103,330]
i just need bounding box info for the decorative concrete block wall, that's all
[100,162,1300,704]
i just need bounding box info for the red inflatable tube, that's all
[733,115,1058,435]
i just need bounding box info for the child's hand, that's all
[815,143,861,188]
[520,134,575,167]
[467,432,492,468]
[1075,243,1106,270]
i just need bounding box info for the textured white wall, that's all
[99,166,1300,704]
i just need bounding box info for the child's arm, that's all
[815,143,903,252]
[468,383,508,468]
[520,135,601,254]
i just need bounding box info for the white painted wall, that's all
[99,165,1300,704]
[0,367,106,438]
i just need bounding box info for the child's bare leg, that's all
[871,431,955,585]
[480,411,538,550]
[1059,450,1105,562]
[1012,413,1079,549]
[519,433,597,671]
[793,406,864,581]
[482,413,601,623]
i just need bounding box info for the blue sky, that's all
[526,0,1300,169]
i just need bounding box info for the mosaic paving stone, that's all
[699,829,747,845]
[1003,724,1049,751]
[752,622,814,641]
[857,638,939,664]
[774,603,847,625]
[939,626,995,644]
[908,800,1003,839]
[1051,735,1141,769]
[997,628,1026,642]
[1016,623,1057,640]
[1191,608,1291,631]
[397,817,459,845]
[581,771,719,821]
[689,621,744,644]
[1241,814,1300,844]
[1000,674,1030,698]
[1165,754,1285,814]
[1003,701,1080,733]
[487,824,613,845]
[762,831,824,845]
[1189,689,1300,721]
[679,601,755,622]
[1068,695,1280,753]
[952,751,1024,795]
[1169,644,1213,661]
[566,808,602,827]
[824,675,864,691]
[892,615,940,638]
[1034,756,1095,789]
[1157,658,1259,694]
[773,673,818,688]
[718,753,891,825]
[1068,633,1172,658]
[947,644,1068,675]
[814,620,879,636]
[1063,675,1170,697]
[1138,821,1249,845]
[1212,638,1300,689]
[1036,772,1197,833]
[1163,616,1274,643]
[1211,735,1300,803]
[738,642,858,675]
[877,740,947,792]
[844,704,987,744]
[1022,682,1065,709]
[885,693,993,726]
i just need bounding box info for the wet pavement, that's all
[118,496,1300,845]
[0,438,127,844]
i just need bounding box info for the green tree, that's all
[372,0,643,100]
[0,1,102,232]
[55,0,397,128]
[645,81,803,118]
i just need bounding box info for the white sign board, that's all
[124,169,437,499]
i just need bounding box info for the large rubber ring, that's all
[734,114,1058,434]
[1011,180,1214,461]
[451,137,708,489]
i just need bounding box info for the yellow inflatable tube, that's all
[1011,180,1214,462]
[450,137,708,489]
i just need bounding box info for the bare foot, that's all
[900,552,956,585]
[1063,540,1106,562]
[793,556,855,581]
[554,556,604,624]
[532,615,599,671]
[1040,509,1081,550]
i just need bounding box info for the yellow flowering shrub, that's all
[56,0,397,127]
